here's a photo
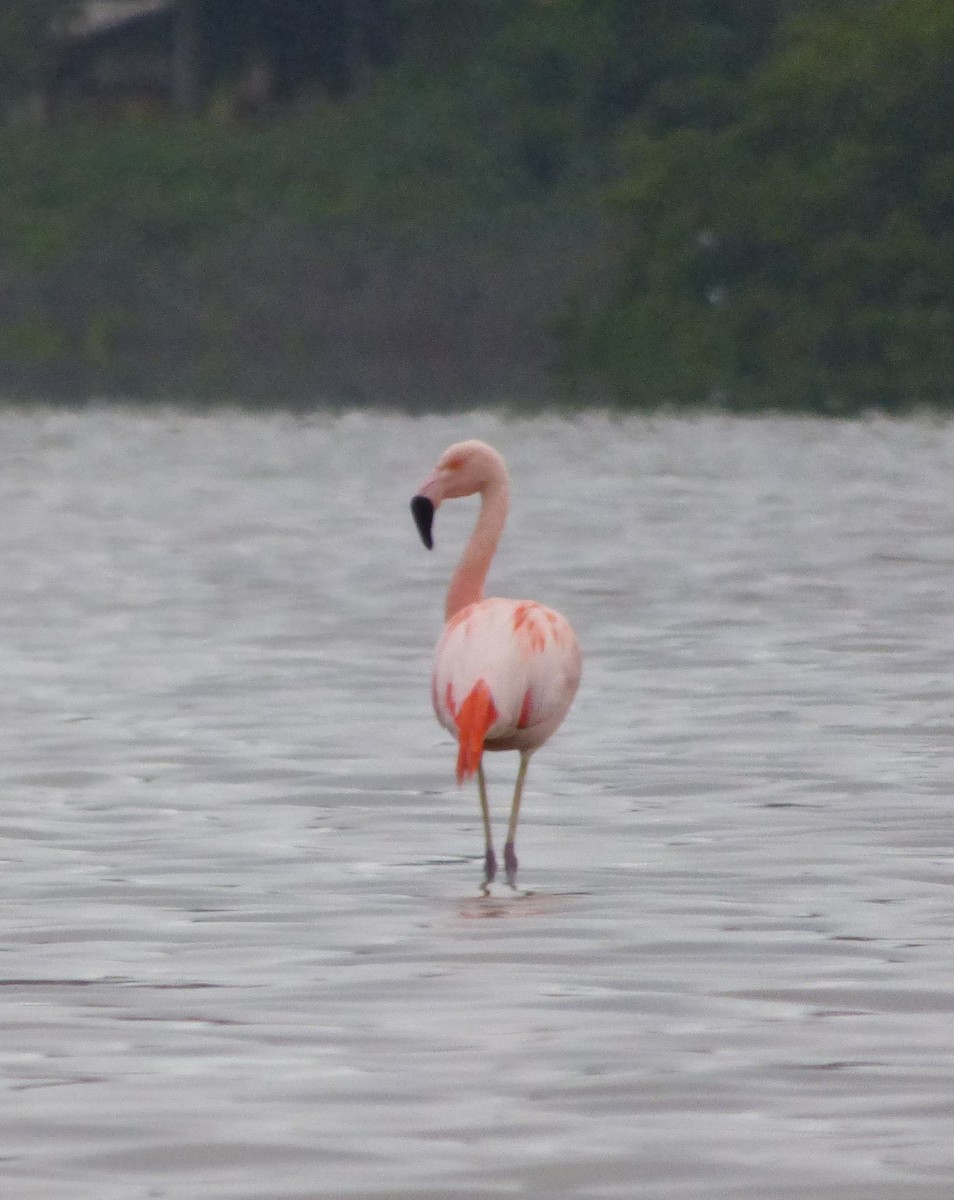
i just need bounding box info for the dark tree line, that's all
[2,0,953,409]
[1,1,400,114]
[574,0,954,409]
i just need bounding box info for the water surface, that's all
[0,408,952,1199]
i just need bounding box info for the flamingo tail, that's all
[454,680,498,784]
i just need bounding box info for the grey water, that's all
[0,407,952,1200]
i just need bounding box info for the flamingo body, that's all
[411,440,581,886]
[432,597,580,767]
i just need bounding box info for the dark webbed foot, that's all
[503,841,518,888]
[484,846,497,885]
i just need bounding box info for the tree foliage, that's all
[2,0,953,409]
[580,0,954,410]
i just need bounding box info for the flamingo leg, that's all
[477,761,496,884]
[503,751,531,887]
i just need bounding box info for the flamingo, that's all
[411,440,581,887]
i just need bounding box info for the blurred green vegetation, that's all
[1,0,952,410]
[574,0,954,412]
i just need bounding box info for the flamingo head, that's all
[411,440,508,549]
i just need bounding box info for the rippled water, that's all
[0,407,952,1199]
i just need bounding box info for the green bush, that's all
[581,0,954,411]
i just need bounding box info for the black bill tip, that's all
[411,494,434,549]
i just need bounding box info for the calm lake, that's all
[0,407,951,1199]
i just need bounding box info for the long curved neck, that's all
[445,477,509,620]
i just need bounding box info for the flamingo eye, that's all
[444,455,465,471]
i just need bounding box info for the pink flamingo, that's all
[411,440,582,887]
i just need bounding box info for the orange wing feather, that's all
[454,679,498,784]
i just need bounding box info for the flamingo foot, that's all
[503,841,518,887]
[484,846,497,884]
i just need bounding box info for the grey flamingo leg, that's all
[477,762,496,884]
[503,752,531,887]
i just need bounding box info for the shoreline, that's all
[0,212,612,407]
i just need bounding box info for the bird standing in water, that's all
[411,440,581,887]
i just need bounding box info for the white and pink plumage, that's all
[411,440,581,887]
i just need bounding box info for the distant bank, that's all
[0,210,612,409]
